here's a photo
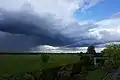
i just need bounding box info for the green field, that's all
[86,68,106,80]
[0,54,80,77]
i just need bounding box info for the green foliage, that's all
[102,44,120,57]
[102,44,120,67]
[80,56,92,67]
[106,43,120,50]
[41,54,50,63]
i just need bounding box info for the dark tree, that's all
[41,54,50,63]
[80,52,83,54]
[87,45,96,55]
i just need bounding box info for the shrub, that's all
[80,56,91,67]
[41,54,50,63]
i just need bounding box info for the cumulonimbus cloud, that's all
[0,10,76,52]
[1,0,120,52]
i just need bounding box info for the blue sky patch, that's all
[75,0,120,21]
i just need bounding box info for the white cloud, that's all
[30,45,104,53]
[28,0,120,52]
[110,12,120,19]
[0,0,26,11]
[0,0,103,21]
[96,19,120,28]
[96,42,120,48]
[34,45,59,50]
[0,0,103,33]
[31,45,86,53]
[89,13,120,42]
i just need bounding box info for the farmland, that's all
[0,54,80,77]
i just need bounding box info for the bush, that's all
[80,56,91,67]
[41,54,50,63]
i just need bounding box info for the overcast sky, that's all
[0,0,120,53]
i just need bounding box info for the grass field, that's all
[0,54,80,77]
[86,68,106,80]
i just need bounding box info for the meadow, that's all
[0,54,80,77]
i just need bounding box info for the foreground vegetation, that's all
[102,43,120,68]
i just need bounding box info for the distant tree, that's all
[41,54,50,63]
[87,45,96,55]
[78,52,83,56]
[80,52,83,54]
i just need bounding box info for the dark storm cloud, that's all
[0,8,119,52]
[0,32,39,52]
[0,9,74,52]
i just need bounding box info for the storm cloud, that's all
[0,9,76,52]
[0,0,120,52]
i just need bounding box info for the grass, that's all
[86,68,106,80]
[0,54,80,77]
